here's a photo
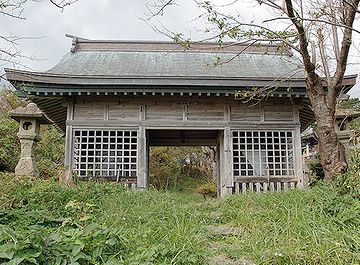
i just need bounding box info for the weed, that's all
[0,178,359,264]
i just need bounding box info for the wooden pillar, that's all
[293,106,304,188]
[137,125,148,189]
[294,125,304,188]
[137,105,148,189]
[64,100,74,168]
[219,127,233,197]
[216,142,221,197]
[60,100,74,186]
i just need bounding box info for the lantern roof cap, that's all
[10,103,52,124]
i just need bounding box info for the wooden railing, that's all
[233,176,298,193]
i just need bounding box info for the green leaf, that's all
[0,244,15,259]
[25,257,39,264]
[71,244,84,257]
[4,257,25,265]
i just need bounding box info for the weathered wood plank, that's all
[108,104,139,121]
[242,183,247,193]
[249,182,254,192]
[270,182,275,192]
[74,105,104,120]
[264,106,294,121]
[235,182,240,193]
[146,104,183,121]
[230,105,261,121]
[256,182,261,192]
[263,182,268,192]
[188,105,224,121]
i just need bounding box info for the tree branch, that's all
[263,15,360,35]
[284,0,315,76]
[317,28,331,86]
[328,0,360,102]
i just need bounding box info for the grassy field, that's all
[0,173,359,264]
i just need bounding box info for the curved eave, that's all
[5,68,309,88]
[5,68,357,93]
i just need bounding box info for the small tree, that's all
[147,0,360,179]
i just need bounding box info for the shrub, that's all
[197,181,217,198]
[0,117,20,172]
[336,148,360,198]
[307,155,324,186]
[149,147,180,190]
[149,147,212,191]
[35,125,65,179]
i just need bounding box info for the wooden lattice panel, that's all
[73,129,138,179]
[232,130,294,177]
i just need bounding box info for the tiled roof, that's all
[5,36,310,88]
[46,49,304,81]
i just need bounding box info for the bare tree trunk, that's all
[307,75,347,180]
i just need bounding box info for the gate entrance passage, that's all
[140,129,229,196]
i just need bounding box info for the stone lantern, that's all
[10,103,51,178]
[335,108,360,162]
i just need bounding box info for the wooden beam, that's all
[149,138,218,146]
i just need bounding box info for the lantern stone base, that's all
[15,157,39,178]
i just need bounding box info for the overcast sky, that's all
[1,0,359,95]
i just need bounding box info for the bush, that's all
[149,147,212,191]
[336,148,360,198]
[35,125,65,179]
[197,181,217,198]
[307,155,324,186]
[0,117,20,172]
[149,147,180,190]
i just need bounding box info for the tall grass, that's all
[213,183,360,264]
[0,174,358,264]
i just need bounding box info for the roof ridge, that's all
[65,34,292,55]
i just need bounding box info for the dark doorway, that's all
[148,129,220,146]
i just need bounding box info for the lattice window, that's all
[232,130,294,177]
[73,129,138,179]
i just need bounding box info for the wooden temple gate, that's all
[64,96,304,197]
[5,36,355,197]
